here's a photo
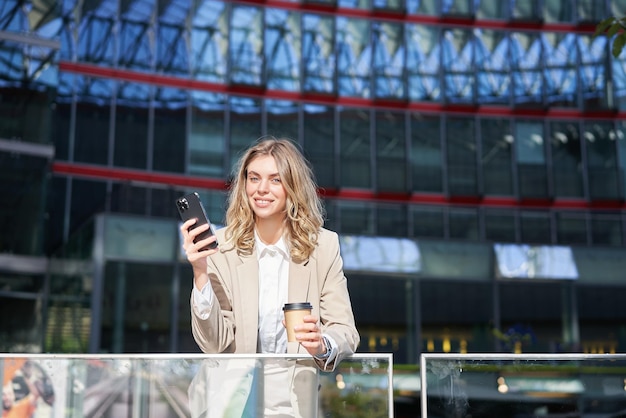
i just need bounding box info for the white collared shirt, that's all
[255,232,289,353]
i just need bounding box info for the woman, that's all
[182,137,359,416]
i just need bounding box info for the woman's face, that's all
[245,155,287,222]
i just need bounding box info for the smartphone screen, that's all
[175,192,218,250]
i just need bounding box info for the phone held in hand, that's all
[176,192,218,250]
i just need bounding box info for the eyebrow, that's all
[247,170,280,177]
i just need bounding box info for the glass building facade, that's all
[3,0,626,368]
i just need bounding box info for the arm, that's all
[302,231,360,371]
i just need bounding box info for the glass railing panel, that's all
[1,353,392,418]
[421,353,626,417]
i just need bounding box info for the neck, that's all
[255,218,285,245]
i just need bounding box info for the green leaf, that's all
[608,22,623,37]
[612,34,626,58]
[594,17,617,38]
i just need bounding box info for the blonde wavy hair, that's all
[224,137,325,262]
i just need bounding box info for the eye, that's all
[248,175,259,182]
[271,178,282,184]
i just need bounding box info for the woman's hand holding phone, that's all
[180,218,218,290]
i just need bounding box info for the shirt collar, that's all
[255,230,289,260]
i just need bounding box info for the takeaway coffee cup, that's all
[283,302,313,342]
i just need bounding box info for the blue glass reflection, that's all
[191,0,227,83]
[302,14,335,93]
[265,8,300,91]
[337,16,371,98]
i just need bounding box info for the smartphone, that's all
[175,192,218,250]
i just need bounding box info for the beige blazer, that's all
[190,227,360,372]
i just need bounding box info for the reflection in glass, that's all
[114,82,150,169]
[484,210,517,242]
[265,9,300,91]
[578,34,608,109]
[118,1,154,71]
[411,206,444,238]
[475,29,510,105]
[376,111,406,192]
[229,5,263,85]
[157,0,191,76]
[407,24,440,101]
[190,91,226,177]
[337,17,371,98]
[153,87,186,173]
[481,118,513,196]
[303,104,335,188]
[339,107,371,188]
[410,113,442,192]
[229,96,262,167]
[266,99,299,139]
[550,121,583,198]
[584,121,619,200]
[442,28,474,104]
[520,211,551,243]
[515,120,548,198]
[447,117,477,196]
[449,207,479,240]
[510,32,543,106]
[338,201,374,235]
[74,77,112,164]
[556,213,587,245]
[191,0,227,83]
[543,32,577,107]
[373,21,405,99]
[302,14,335,94]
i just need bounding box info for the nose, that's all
[257,178,269,193]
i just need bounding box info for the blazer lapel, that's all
[236,254,259,353]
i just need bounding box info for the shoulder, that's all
[314,228,341,257]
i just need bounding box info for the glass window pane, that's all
[303,104,335,188]
[550,121,583,198]
[484,209,517,242]
[576,0,607,22]
[447,117,477,196]
[578,285,626,354]
[476,0,506,19]
[520,211,552,244]
[229,5,263,85]
[114,82,149,169]
[118,3,154,71]
[510,0,541,20]
[481,118,513,195]
[556,212,588,245]
[339,107,371,188]
[102,262,173,353]
[157,3,191,77]
[475,29,511,105]
[515,120,548,198]
[377,204,406,237]
[449,207,479,240]
[229,96,262,167]
[337,16,371,98]
[422,281,494,353]
[338,201,374,235]
[591,213,623,246]
[373,21,405,99]
[585,121,619,200]
[442,28,474,104]
[499,281,562,353]
[410,206,444,238]
[376,111,406,192]
[579,34,609,110]
[406,24,440,101]
[266,99,299,140]
[265,9,301,91]
[543,32,577,107]
[302,14,335,94]
[153,87,186,173]
[191,0,228,83]
[406,0,438,15]
[410,113,442,192]
[511,32,543,106]
[77,0,116,65]
[190,91,226,177]
[543,0,574,23]
[73,75,114,163]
